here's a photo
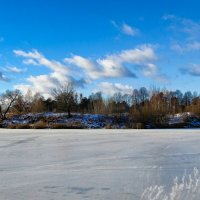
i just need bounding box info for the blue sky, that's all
[0,0,200,97]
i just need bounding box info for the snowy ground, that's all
[0,129,200,200]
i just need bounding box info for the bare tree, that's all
[139,87,149,105]
[52,83,75,117]
[89,92,105,114]
[0,90,21,120]
[31,93,46,113]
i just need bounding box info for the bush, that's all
[105,124,112,129]
[129,122,145,129]
[16,124,31,129]
[7,124,17,129]
[32,121,47,129]
[7,124,30,129]
[51,123,69,129]
[51,121,85,129]
[0,120,3,128]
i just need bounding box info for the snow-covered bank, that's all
[1,112,200,129]
[1,112,128,129]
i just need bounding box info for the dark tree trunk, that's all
[67,108,71,118]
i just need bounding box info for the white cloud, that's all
[121,23,138,36]
[171,44,185,53]
[13,46,166,98]
[14,74,72,98]
[162,14,176,21]
[0,72,9,82]
[64,45,160,80]
[142,63,157,77]
[171,41,200,53]
[154,74,169,83]
[65,55,136,79]
[111,20,139,36]
[181,64,200,76]
[14,84,31,94]
[15,74,86,98]
[6,66,26,73]
[163,14,200,38]
[94,82,133,96]
[28,75,62,97]
[114,45,157,63]
[65,55,94,71]
[164,15,200,53]
[96,57,136,78]
[23,59,39,65]
[187,42,200,51]
[14,49,69,75]
[13,49,85,98]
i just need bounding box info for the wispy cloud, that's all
[171,42,200,53]
[181,64,200,76]
[94,82,133,96]
[111,20,139,36]
[163,14,200,53]
[0,72,9,82]
[163,14,200,39]
[163,15,200,78]
[5,66,26,73]
[121,23,138,36]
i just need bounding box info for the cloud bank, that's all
[12,45,166,98]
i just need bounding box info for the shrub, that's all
[7,124,30,129]
[16,124,31,129]
[51,123,69,129]
[105,124,112,129]
[130,122,144,129]
[7,124,17,129]
[32,121,47,129]
[51,121,85,129]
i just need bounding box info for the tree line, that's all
[0,84,200,125]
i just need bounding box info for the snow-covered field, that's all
[0,129,200,200]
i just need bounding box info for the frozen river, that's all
[0,129,200,200]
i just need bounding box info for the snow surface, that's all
[0,129,200,200]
